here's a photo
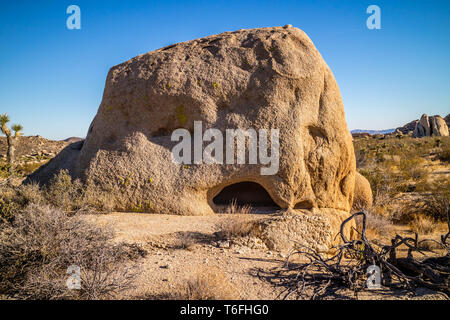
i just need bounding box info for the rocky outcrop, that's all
[0,136,70,167]
[396,114,449,137]
[413,114,449,138]
[396,120,418,135]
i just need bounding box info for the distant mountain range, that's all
[350,129,395,135]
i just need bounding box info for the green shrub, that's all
[0,196,20,223]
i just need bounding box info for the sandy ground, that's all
[84,212,448,300]
[84,213,283,299]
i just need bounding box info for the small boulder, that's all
[351,172,373,212]
[253,208,355,253]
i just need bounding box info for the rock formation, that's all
[29,26,357,249]
[396,120,418,135]
[396,114,449,137]
[413,114,449,138]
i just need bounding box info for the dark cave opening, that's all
[213,181,280,208]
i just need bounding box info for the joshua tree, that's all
[0,113,23,174]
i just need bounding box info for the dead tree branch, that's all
[266,211,449,300]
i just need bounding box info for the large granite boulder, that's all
[29,26,356,237]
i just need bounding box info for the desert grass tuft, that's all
[408,215,436,235]
[174,266,239,300]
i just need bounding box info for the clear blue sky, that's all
[1,0,449,140]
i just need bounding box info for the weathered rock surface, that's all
[351,172,373,212]
[29,26,356,226]
[27,141,84,181]
[396,119,417,135]
[429,115,449,137]
[254,209,355,252]
[64,137,84,143]
[414,114,431,137]
[413,114,449,138]
[445,114,450,127]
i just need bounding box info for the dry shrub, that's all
[397,178,449,224]
[437,138,450,163]
[359,164,398,217]
[175,232,196,250]
[0,183,46,223]
[215,199,255,239]
[83,182,116,213]
[412,193,449,222]
[351,196,371,213]
[438,148,450,163]
[0,204,144,299]
[408,215,436,235]
[355,210,393,238]
[1,170,117,217]
[17,182,46,206]
[45,170,85,212]
[398,156,430,181]
[360,164,394,201]
[175,266,239,300]
[216,215,255,239]
[41,170,116,213]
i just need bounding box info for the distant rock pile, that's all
[396,114,449,137]
[413,114,449,138]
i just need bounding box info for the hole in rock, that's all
[213,181,280,209]
[294,200,313,209]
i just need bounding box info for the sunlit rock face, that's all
[29,26,356,227]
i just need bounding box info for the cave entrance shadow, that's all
[213,181,281,214]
